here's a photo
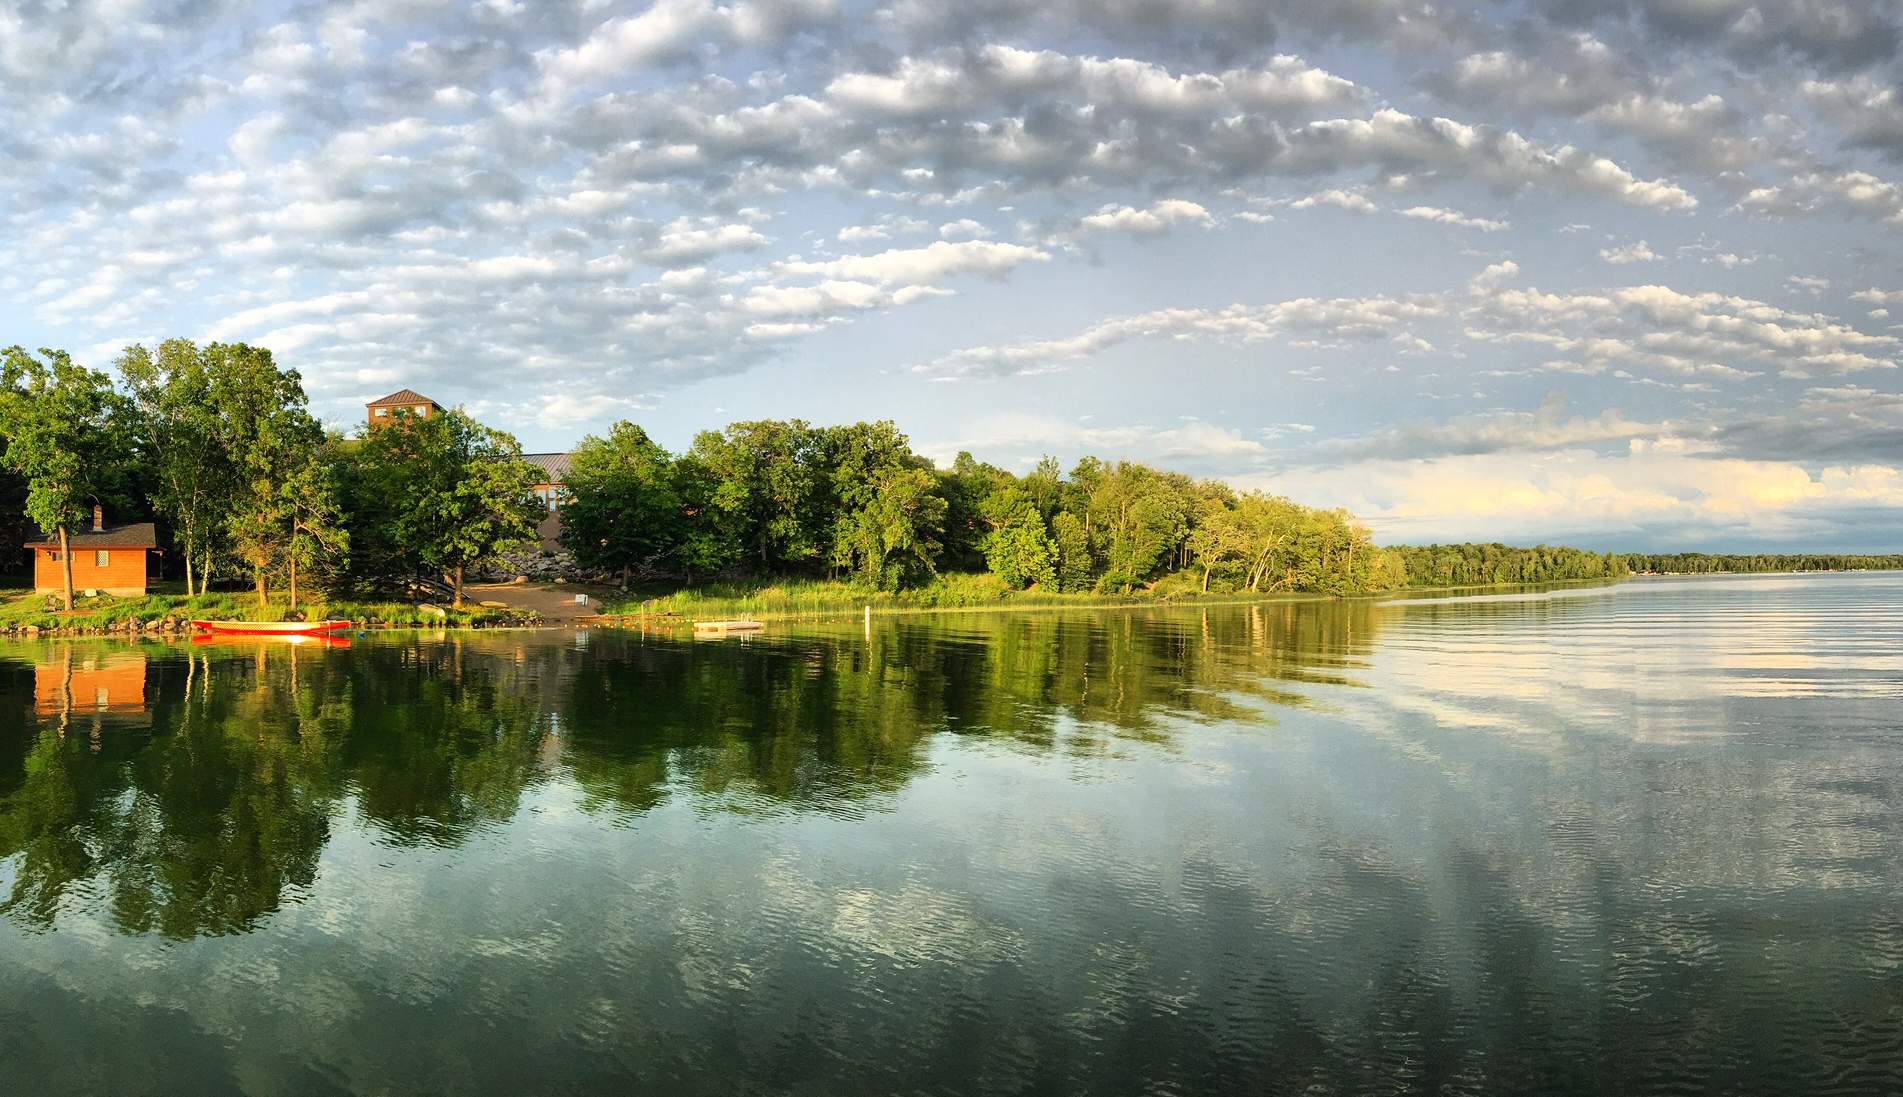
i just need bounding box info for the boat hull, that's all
[190,619,353,636]
[191,633,352,648]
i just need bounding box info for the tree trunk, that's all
[620,564,630,591]
[453,564,464,609]
[185,551,195,601]
[255,568,267,611]
[1201,564,1210,592]
[58,525,73,610]
[288,553,298,612]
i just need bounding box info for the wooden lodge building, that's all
[27,506,158,597]
[366,388,442,429]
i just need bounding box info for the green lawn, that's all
[0,588,532,632]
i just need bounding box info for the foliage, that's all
[983,505,1059,590]
[0,347,136,609]
[210,345,341,609]
[832,464,948,591]
[1624,552,1903,575]
[117,340,235,595]
[561,422,683,585]
[346,409,542,606]
[1387,544,1631,588]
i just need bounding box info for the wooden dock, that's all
[692,619,765,635]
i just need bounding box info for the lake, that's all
[2,573,1900,1096]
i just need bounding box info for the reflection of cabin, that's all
[523,453,572,549]
[366,388,442,430]
[27,507,158,596]
[35,652,147,718]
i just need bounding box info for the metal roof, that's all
[26,522,159,549]
[521,452,572,483]
[368,388,439,407]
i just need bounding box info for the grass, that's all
[0,587,531,633]
[598,572,1332,623]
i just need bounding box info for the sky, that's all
[5,0,1903,551]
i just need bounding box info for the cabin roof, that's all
[522,452,572,483]
[368,388,439,407]
[26,522,159,550]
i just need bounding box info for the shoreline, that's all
[4,569,1897,642]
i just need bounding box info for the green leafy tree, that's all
[669,452,745,578]
[983,506,1058,590]
[1050,510,1092,593]
[687,420,829,572]
[279,448,349,611]
[561,422,683,588]
[211,345,330,609]
[118,339,234,595]
[355,409,542,607]
[0,348,134,610]
[832,466,948,591]
[1089,463,1192,592]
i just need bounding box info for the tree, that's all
[0,348,134,610]
[355,409,542,607]
[119,340,233,595]
[213,345,329,609]
[831,466,947,591]
[561,422,683,588]
[278,450,349,611]
[669,452,745,579]
[1089,463,1192,592]
[687,420,828,573]
[1050,511,1092,593]
[983,506,1058,590]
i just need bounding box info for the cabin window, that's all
[95,550,110,568]
[375,407,389,417]
[48,551,61,562]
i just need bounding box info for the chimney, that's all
[92,504,104,532]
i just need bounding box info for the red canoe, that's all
[190,619,354,636]
[191,633,352,649]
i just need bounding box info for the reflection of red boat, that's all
[191,619,353,636]
[191,633,351,648]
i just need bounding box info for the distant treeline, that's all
[1386,544,1631,588]
[1626,553,1903,574]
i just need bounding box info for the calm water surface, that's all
[2,573,1900,1096]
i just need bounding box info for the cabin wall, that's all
[33,548,150,596]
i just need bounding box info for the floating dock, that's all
[692,619,765,635]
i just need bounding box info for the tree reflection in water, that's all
[0,603,1376,939]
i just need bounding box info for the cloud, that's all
[1313,396,1675,462]
[824,46,1365,119]
[1073,199,1215,236]
[535,0,839,91]
[1737,170,1903,224]
[1288,188,1378,213]
[780,240,1049,284]
[1465,283,1898,379]
[1599,240,1662,263]
[916,293,1447,379]
[1261,449,1903,548]
[1397,205,1508,231]
[922,412,1265,468]
[1803,75,1903,158]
